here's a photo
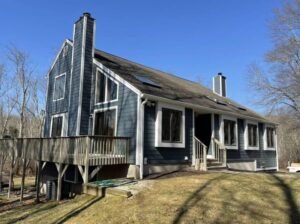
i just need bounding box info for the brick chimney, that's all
[69,13,95,136]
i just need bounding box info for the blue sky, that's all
[0,0,282,112]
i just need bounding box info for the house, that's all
[41,13,278,197]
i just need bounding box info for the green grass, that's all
[1,172,300,224]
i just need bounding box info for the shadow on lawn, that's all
[55,194,104,224]
[172,174,227,224]
[270,174,300,224]
[172,173,300,224]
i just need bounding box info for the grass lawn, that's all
[1,172,300,224]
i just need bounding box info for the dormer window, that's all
[53,73,66,101]
[95,71,118,104]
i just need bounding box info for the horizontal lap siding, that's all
[226,119,277,169]
[144,106,193,164]
[44,42,72,137]
[91,66,137,164]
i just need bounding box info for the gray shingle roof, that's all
[94,49,270,123]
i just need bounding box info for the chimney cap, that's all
[217,72,226,79]
[83,12,91,17]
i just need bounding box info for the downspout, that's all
[139,98,148,179]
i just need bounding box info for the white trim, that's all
[275,127,279,171]
[256,166,278,171]
[155,102,185,148]
[94,68,119,105]
[53,73,67,101]
[206,113,215,159]
[244,120,259,150]
[93,59,141,95]
[92,106,118,136]
[47,40,73,77]
[219,115,238,150]
[263,124,276,151]
[76,16,88,136]
[192,109,195,165]
[50,113,67,137]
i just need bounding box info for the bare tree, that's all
[248,0,300,167]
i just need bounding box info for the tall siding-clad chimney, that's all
[212,73,227,97]
[68,13,95,136]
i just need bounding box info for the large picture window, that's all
[224,119,237,146]
[51,116,63,137]
[53,73,66,101]
[155,103,185,148]
[94,109,116,136]
[95,71,118,104]
[162,108,182,142]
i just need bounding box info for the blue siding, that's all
[91,66,138,164]
[225,119,277,169]
[144,106,193,164]
[44,42,72,137]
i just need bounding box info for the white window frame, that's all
[155,102,185,148]
[95,68,119,105]
[93,106,118,136]
[50,113,67,137]
[219,115,238,150]
[244,120,259,150]
[53,73,67,101]
[263,124,276,151]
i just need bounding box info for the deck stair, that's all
[207,159,227,170]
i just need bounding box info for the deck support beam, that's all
[55,163,69,201]
[35,161,42,202]
[20,158,27,201]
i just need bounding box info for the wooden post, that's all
[56,163,62,201]
[83,137,90,193]
[203,146,207,171]
[223,147,227,167]
[8,140,16,199]
[36,141,42,202]
[35,161,42,202]
[20,158,27,201]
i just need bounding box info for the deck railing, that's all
[0,136,130,166]
[212,137,227,167]
[194,137,207,171]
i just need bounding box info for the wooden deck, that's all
[0,136,130,166]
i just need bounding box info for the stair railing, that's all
[194,137,207,171]
[212,138,227,167]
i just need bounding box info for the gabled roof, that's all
[94,49,270,123]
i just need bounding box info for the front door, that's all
[194,113,213,158]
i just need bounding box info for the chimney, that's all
[69,13,95,136]
[213,72,227,97]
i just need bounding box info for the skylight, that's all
[133,74,161,88]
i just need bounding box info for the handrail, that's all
[212,137,227,167]
[194,137,207,171]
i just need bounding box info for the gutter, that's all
[141,93,278,125]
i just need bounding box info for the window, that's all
[94,109,116,136]
[95,71,118,104]
[51,116,63,137]
[53,73,66,101]
[266,127,274,148]
[155,103,185,148]
[264,126,275,150]
[224,119,237,146]
[162,108,182,142]
[247,124,258,147]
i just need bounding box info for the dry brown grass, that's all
[0,172,300,224]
